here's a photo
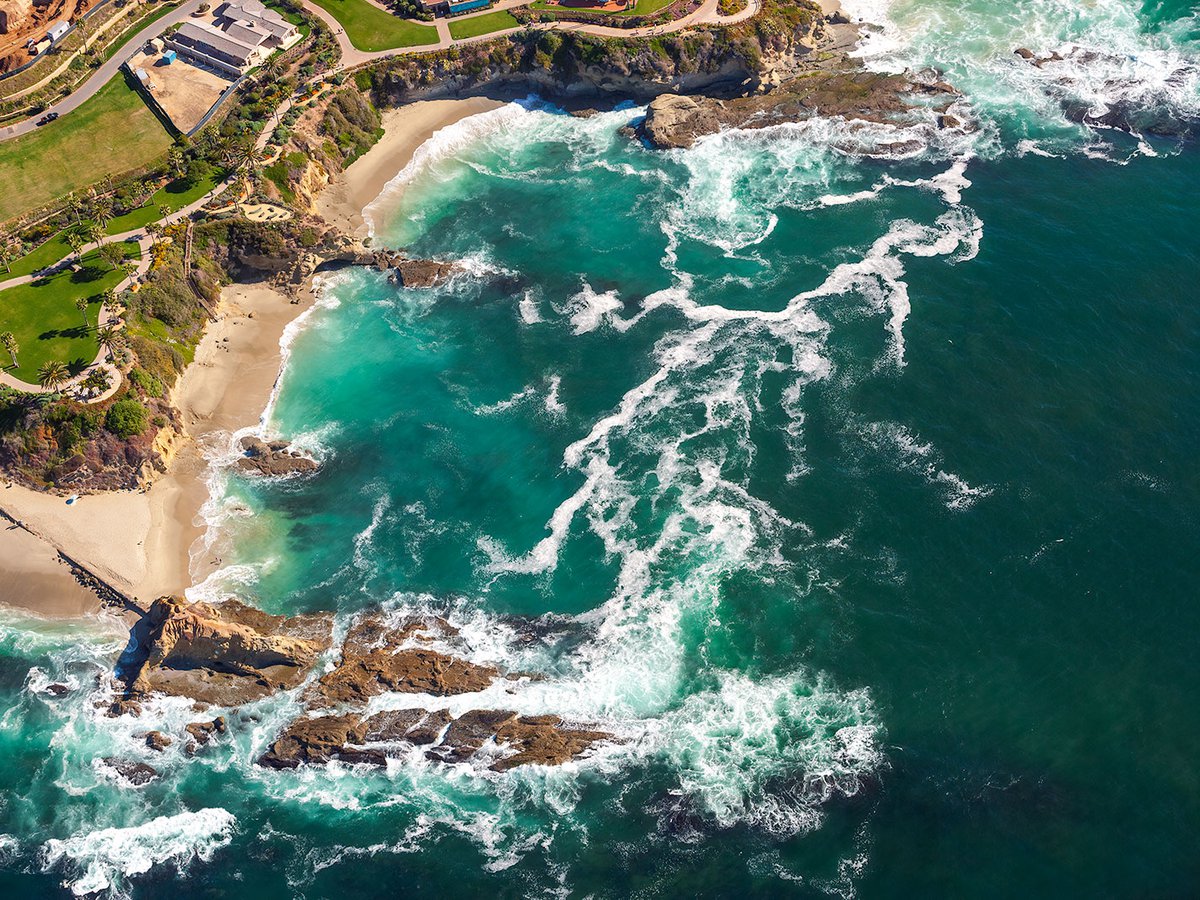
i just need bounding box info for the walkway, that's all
[0,172,239,398]
[0,0,205,142]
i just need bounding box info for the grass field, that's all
[448,9,520,38]
[0,171,224,282]
[0,242,139,382]
[0,76,173,225]
[305,0,439,51]
[105,170,226,234]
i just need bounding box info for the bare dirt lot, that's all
[127,47,230,132]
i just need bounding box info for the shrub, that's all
[105,399,148,439]
[128,367,165,398]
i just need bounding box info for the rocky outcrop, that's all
[237,436,319,478]
[258,707,609,771]
[639,72,955,149]
[388,257,458,288]
[307,614,499,707]
[143,730,172,752]
[121,596,333,706]
[101,758,159,786]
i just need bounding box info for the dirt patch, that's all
[127,49,231,133]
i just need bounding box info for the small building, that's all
[163,48,177,63]
[46,20,69,43]
[135,66,155,89]
[448,0,490,13]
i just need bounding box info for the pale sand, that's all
[0,98,499,618]
[0,284,312,615]
[315,97,504,238]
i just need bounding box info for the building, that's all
[164,0,300,78]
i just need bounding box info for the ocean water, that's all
[2,0,1199,895]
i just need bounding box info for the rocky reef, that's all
[118,595,333,706]
[112,597,611,772]
[237,436,320,478]
[638,71,960,149]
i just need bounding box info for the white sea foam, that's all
[42,809,235,897]
[842,0,1200,152]
[363,101,538,236]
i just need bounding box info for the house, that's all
[164,0,300,78]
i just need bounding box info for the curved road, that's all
[0,0,205,142]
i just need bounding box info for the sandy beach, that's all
[0,96,500,619]
[316,97,504,237]
[0,284,311,616]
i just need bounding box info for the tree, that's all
[83,221,103,247]
[99,242,125,271]
[66,231,85,259]
[122,261,139,281]
[0,233,12,273]
[0,331,17,367]
[93,201,112,237]
[167,146,185,179]
[65,192,83,225]
[37,360,69,392]
[96,325,121,361]
[75,297,90,329]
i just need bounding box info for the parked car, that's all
[35,112,59,126]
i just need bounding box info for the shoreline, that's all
[0,96,505,620]
[315,97,505,238]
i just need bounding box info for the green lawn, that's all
[305,0,438,51]
[0,75,173,225]
[0,242,140,383]
[4,232,76,280]
[1,170,224,281]
[105,169,226,234]
[449,9,520,38]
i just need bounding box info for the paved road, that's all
[0,0,205,143]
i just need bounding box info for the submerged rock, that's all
[122,596,333,707]
[101,758,159,786]
[143,730,172,752]
[237,436,319,478]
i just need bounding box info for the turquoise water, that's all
[2,0,1199,895]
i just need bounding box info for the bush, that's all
[105,399,148,439]
[128,367,165,398]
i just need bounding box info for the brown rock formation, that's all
[124,596,333,706]
[237,436,319,477]
[143,731,172,752]
[307,614,499,707]
[639,72,951,150]
[258,707,609,772]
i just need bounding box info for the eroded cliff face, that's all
[365,0,832,107]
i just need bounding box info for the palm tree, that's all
[167,146,186,180]
[93,202,112,238]
[37,360,69,392]
[122,261,139,281]
[0,332,17,368]
[66,231,85,260]
[96,325,121,362]
[83,221,103,248]
[75,297,90,329]
[65,192,83,226]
